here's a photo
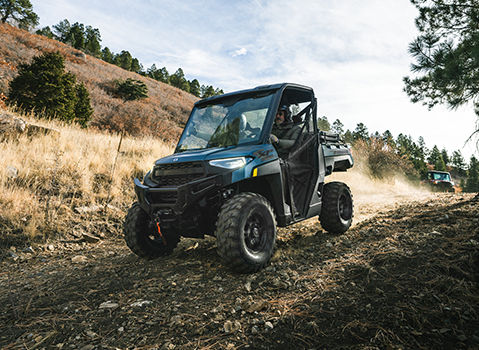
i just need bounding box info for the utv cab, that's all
[124,83,354,272]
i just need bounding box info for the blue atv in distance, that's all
[124,83,354,273]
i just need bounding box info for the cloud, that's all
[231,48,247,57]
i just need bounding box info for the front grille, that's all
[152,161,205,187]
[148,191,177,204]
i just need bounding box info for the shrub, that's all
[8,51,93,126]
[116,78,148,101]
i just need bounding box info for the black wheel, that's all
[123,202,179,258]
[319,182,353,234]
[216,192,276,273]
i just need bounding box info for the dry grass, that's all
[0,107,173,247]
[0,23,196,142]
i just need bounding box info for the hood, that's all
[155,144,276,165]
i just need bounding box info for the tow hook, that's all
[152,214,167,246]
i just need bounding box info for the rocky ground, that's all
[1,193,478,349]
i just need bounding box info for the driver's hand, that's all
[270,134,279,144]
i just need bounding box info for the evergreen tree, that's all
[68,22,85,50]
[331,119,344,136]
[353,122,369,141]
[35,26,53,39]
[101,47,114,63]
[169,68,189,91]
[214,88,224,95]
[465,156,479,192]
[116,78,148,101]
[441,148,450,166]
[451,150,467,177]
[201,85,215,98]
[0,0,39,30]
[404,1,479,123]
[8,51,93,126]
[74,83,93,127]
[417,136,429,159]
[84,26,101,57]
[428,145,446,171]
[317,116,331,131]
[52,19,71,42]
[343,130,354,144]
[115,50,132,70]
[382,130,395,148]
[130,58,142,73]
[189,79,201,97]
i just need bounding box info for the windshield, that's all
[429,172,451,181]
[176,93,274,152]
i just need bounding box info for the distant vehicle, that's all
[424,170,455,192]
[123,83,354,273]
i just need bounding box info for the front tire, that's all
[123,202,180,258]
[320,182,353,234]
[216,193,276,273]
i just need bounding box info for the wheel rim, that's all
[244,212,267,253]
[338,193,352,221]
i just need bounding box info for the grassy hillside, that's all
[0,23,197,143]
[0,107,172,248]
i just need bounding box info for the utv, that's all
[424,170,455,193]
[124,83,354,273]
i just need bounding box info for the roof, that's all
[194,82,313,106]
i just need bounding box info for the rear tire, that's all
[319,182,353,234]
[216,193,276,273]
[123,202,179,258]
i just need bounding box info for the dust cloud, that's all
[328,167,433,224]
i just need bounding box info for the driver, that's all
[270,105,301,158]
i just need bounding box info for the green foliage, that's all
[465,155,479,192]
[343,130,354,144]
[101,47,114,63]
[69,22,85,50]
[115,50,132,71]
[404,0,479,121]
[84,26,101,57]
[116,78,148,101]
[35,26,53,39]
[147,64,169,83]
[8,51,93,126]
[130,58,141,73]
[0,0,38,29]
[317,116,331,131]
[201,85,216,98]
[331,119,344,136]
[428,145,446,171]
[169,68,190,92]
[189,79,201,97]
[451,150,467,177]
[353,122,369,141]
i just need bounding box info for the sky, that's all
[31,0,478,160]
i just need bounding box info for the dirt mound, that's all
[1,193,477,349]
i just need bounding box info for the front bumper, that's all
[134,174,224,217]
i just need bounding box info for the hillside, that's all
[1,193,477,349]
[0,23,197,143]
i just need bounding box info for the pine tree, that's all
[36,26,53,39]
[441,148,449,166]
[130,58,141,73]
[52,19,71,42]
[116,78,148,101]
[115,51,132,71]
[69,22,85,50]
[101,47,114,63]
[74,83,93,127]
[428,145,446,171]
[451,150,467,177]
[84,26,101,57]
[331,119,344,136]
[382,130,395,148]
[343,130,354,144]
[465,156,479,192]
[317,116,331,131]
[353,123,369,141]
[8,51,93,126]
[0,0,39,30]
[189,79,201,97]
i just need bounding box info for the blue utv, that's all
[124,83,354,273]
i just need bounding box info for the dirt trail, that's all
[1,192,478,349]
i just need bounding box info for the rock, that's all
[82,233,100,243]
[99,301,119,310]
[71,255,87,263]
[75,205,101,214]
[85,330,97,338]
[6,166,18,180]
[8,251,19,260]
[326,242,333,248]
[79,345,94,350]
[47,244,55,251]
[251,325,259,334]
[245,301,269,313]
[244,281,252,292]
[224,320,241,333]
[130,300,152,308]
[265,321,274,330]
[24,246,35,254]
[170,315,183,326]
[118,327,124,333]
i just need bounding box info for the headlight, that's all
[209,157,247,169]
